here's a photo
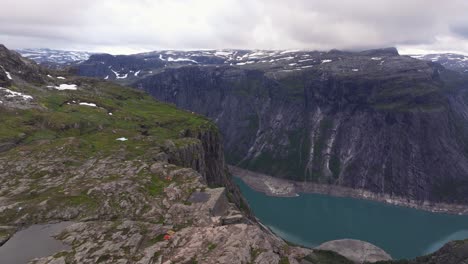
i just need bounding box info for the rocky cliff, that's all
[125,49,468,206]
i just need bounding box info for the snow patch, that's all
[134,70,141,77]
[0,87,33,100]
[57,76,66,79]
[116,137,128,141]
[277,56,294,61]
[280,50,300,54]
[111,69,128,79]
[50,84,78,90]
[352,69,359,72]
[167,57,198,63]
[1,66,12,80]
[215,51,233,57]
[371,57,382,60]
[321,59,332,64]
[104,75,109,80]
[79,102,97,107]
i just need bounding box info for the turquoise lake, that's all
[234,177,468,260]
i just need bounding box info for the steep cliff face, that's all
[132,50,468,205]
[165,126,247,208]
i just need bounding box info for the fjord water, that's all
[234,177,468,260]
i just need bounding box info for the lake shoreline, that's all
[229,165,468,215]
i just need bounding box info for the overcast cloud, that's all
[1,0,468,54]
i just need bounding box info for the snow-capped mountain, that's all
[16,48,94,69]
[77,47,400,82]
[410,53,468,73]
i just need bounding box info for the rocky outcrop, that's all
[0,44,48,85]
[315,239,392,263]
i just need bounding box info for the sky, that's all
[1,0,468,55]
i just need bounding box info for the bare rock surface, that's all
[316,239,392,263]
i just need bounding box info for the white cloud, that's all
[1,0,468,55]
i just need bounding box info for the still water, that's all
[234,177,468,260]
[0,222,72,264]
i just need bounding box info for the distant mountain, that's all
[410,53,468,73]
[16,48,94,69]
[76,48,400,82]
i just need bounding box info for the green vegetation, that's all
[0,77,216,224]
[370,82,446,112]
[279,256,290,264]
[207,242,217,251]
[1,80,212,158]
[147,174,168,196]
[149,234,166,244]
[249,247,264,264]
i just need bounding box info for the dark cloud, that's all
[1,0,468,54]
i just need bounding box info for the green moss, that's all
[249,247,264,263]
[279,256,290,264]
[148,177,166,196]
[53,251,69,259]
[207,243,217,251]
[149,234,166,244]
[66,194,97,207]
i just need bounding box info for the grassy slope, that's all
[0,76,215,225]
